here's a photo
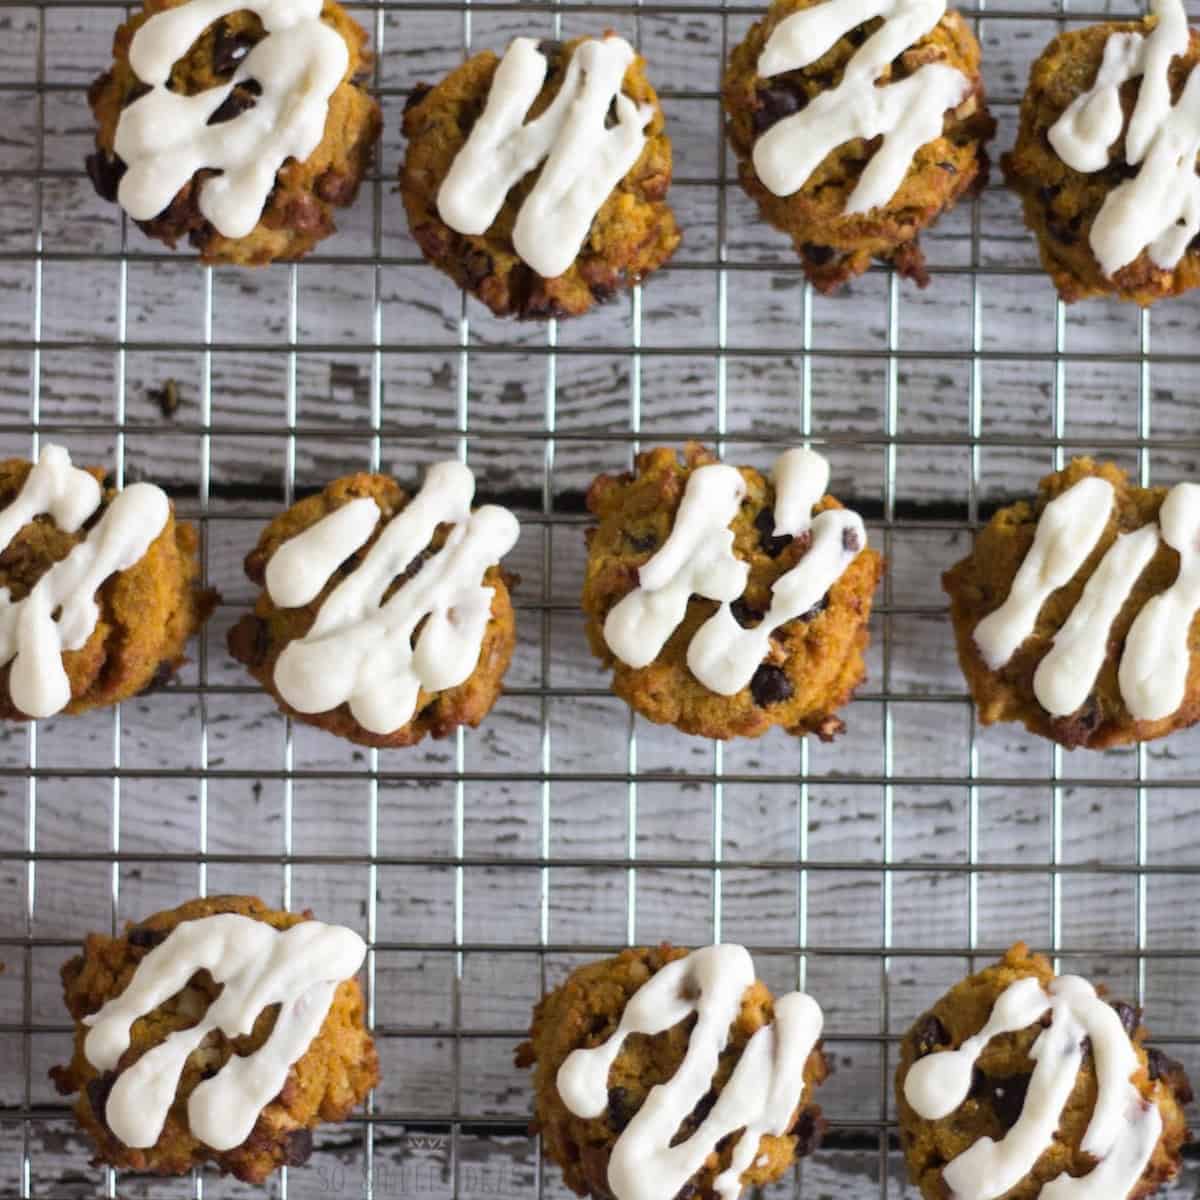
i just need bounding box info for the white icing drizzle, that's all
[688,507,865,695]
[83,912,366,1152]
[1032,524,1159,717]
[1047,0,1200,278]
[903,974,1162,1200]
[973,476,1114,671]
[436,36,654,279]
[0,444,169,719]
[603,450,867,697]
[603,464,749,670]
[114,0,349,239]
[1118,481,1200,720]
[975,474,1200,724]
[752,0,971,212]
[556,945,823,1200]
[267,461,520,735]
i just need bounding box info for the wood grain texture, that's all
[2,0,1200,1195]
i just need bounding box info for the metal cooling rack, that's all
[4,0,1200,1197]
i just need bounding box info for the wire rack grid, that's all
[4,0,1200,1197]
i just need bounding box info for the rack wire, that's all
[4,0,1200,1197]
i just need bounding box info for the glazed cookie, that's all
[896,943,1192,1200]
[401,35,680,319]
[86,0,381,264]
[1005,0,1200,305]
[515,944,828,1200]
[944,458,1200,749]
[582,444,883,740]
[49,894,379,1183]
[723,0,994,291]
[228,460,519,748]
[0,443,215,719]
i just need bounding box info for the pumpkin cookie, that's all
[1005,0,1200,305]
[228,461,519,748]
[50,894,379,1184]
[86,0,381,264]
[582,444,883,740]
[516,944,828,1200]
[0,443,215,719]
[723,0,994,291]
[400,34,680,319]
[944,458,1200,749]
[896,943,1192,1200]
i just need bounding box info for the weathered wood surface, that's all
[2,0,1200,1196]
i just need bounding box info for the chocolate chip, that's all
[605,98,620,130]
[970,1071,1030,1131]
[803,593,829,621]
[676,1089,717,1141]
[607,1086,637,1133]
[85,150,126,203]
[1146,1049,1196,1103]
[789,1108,825,1156]
[1079,1035,1092,1059]
[801,242,837,266]
[398,547,433,585]
[750,663,793,707]
[754,507,792,558]
[1102,158,1139,183]
[212,20,257,76]
[123,82,151,107]
[590,280,618,304]
[251,616,271,667]
[283,1127,314,1166]
[1112,1001,1140,1037]
[463,248,493,289]
[913,1014,949,1057]
[1037,184,1060,206]
[127,924,168,948]
[85,1071,118,1131]
[207,79,261,125]
[848,26,868,45]
[937,160,958,174]
[842,525,862,553]
[731,598,763,629]
[1050,694,1104,749]
[536,39,565,65]
[403,83,432,114]
[751,83,807,134]
[138,660,176,696]
[626,530,658,554]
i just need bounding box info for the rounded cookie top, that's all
[87,0,381,265]
[944,457,1200,749]
[0,444,214,719]
[228,463,519,749]
[400,35,680,320]
[515,944,828,1200]
[582,443,883,740]
[723,0,994,292]
[49,894,379,1185]
[1004,3,1200,305]
[895,943,1192,1200]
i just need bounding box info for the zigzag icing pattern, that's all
[83,912,366,1151]
[603,448,866,695]
[973,474,1200,722]
[266,461,520,734]
[556,944,823,1200]
[114,0,348,238]
[0,444,169,718]
[904,974,1162,1200]
[437,36,653,279]
[1048,0,1200,277]
[753,0,971,212]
